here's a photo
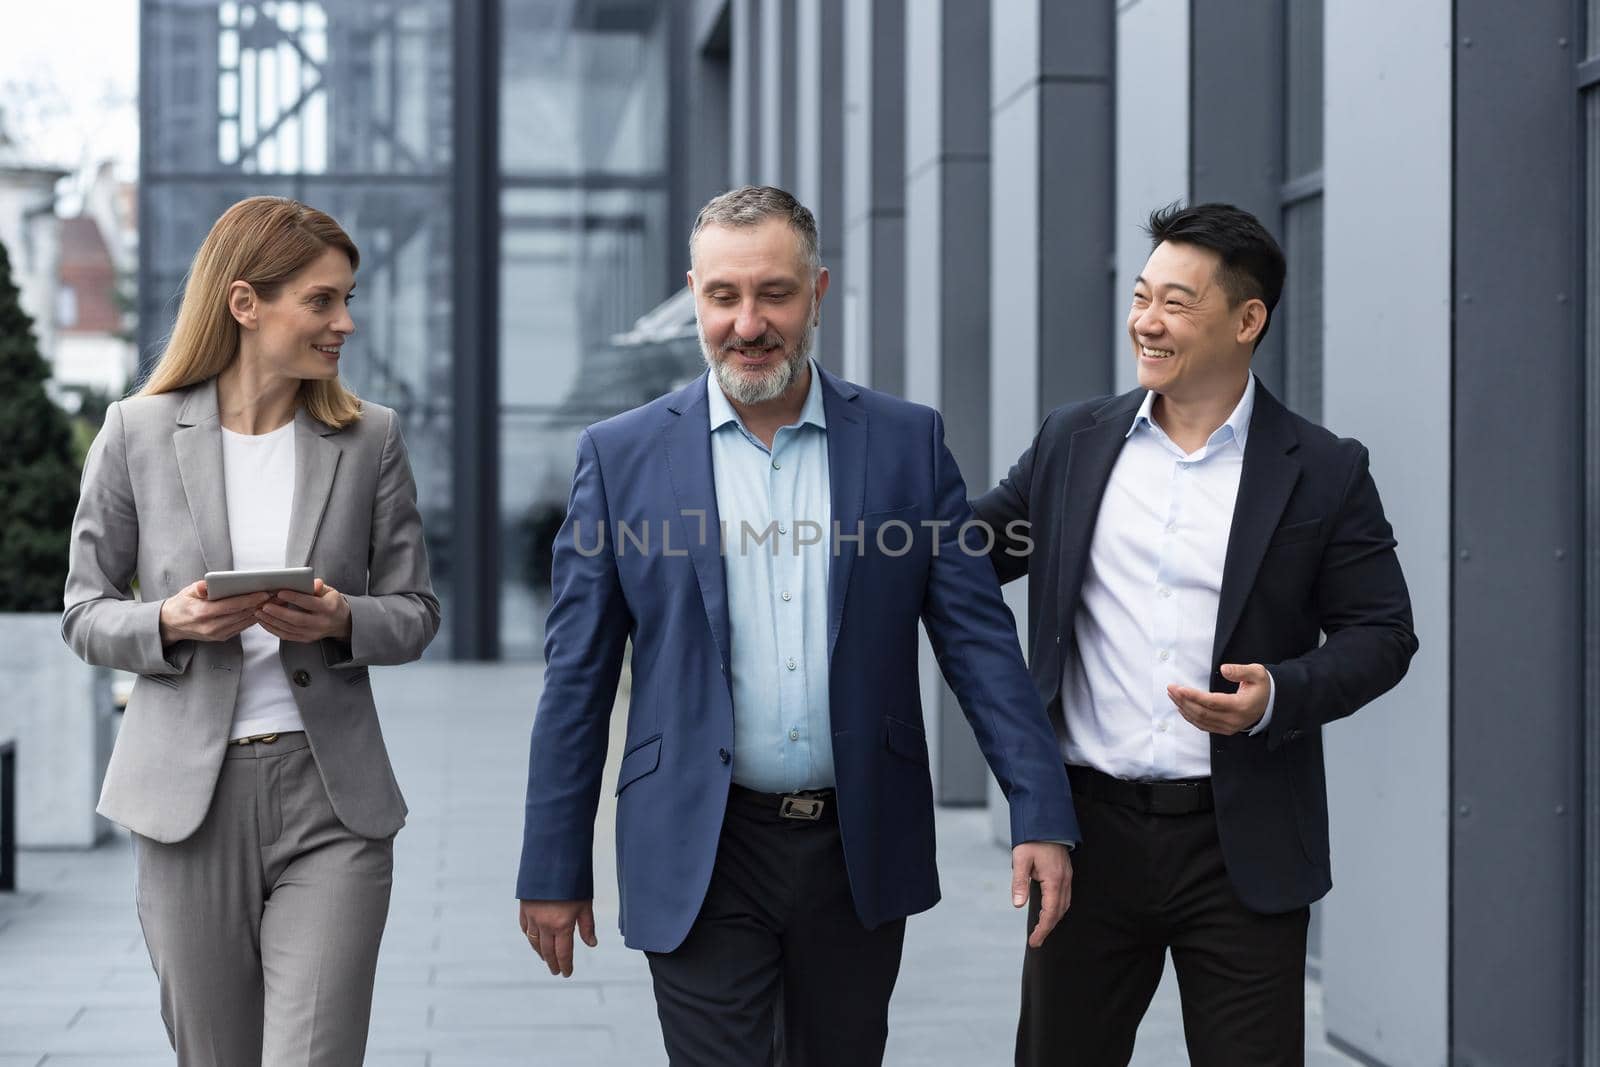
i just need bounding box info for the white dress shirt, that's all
[1063,376,1274,780]
[221,421,305,740]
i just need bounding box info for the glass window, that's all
[1285,0,1323,181]
[140,0,456,654]
[497,0,681,658]
[1280,0,1324,423]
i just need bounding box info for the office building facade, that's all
[140,2,1597,1060]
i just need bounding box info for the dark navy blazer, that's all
[516,368,1077,953]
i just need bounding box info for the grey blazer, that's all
[62,379,440,843]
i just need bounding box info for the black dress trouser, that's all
[646,785,907,1067]
[1017,773,1310,1067]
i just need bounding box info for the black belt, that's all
[728,783,837,823]
[1066,764,1213,816]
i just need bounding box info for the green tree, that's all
[0,238,81,611]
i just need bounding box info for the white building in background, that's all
[54,212,135,397]
[0,120,137,399]
[0,124,68,363]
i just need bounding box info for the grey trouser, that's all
[133,733,394,1066]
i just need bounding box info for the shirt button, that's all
[1158,722,1170,733]
[718,748,730,763]
[789,728,799,741]
[786,658,797,671]
[1158,586,1172,599]
[292,670,311,688]
[781,590,792,602]
[1165,522,1177,534]
[772,460,781,470]
[779,523,788,534]
[1158,649,1170,662]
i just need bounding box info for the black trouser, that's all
[646,784,906,1067]
[1017,768,1310,1067]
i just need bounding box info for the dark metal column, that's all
[1189,0,1286,394]
[1453,0,1585,1060]
[450,0,501,659]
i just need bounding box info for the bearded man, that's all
[514,185,1076,1066]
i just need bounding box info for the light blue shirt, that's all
[708,361,835,792]
[1064,376,1274,780]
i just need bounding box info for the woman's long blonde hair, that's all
[138,196,364,428]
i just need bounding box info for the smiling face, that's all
[688,218,828,407]
[1128,240,1264,404]
[230,244,356,383]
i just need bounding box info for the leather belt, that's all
[729,783,837,822]
[1066,764,1214,816]
[231,733,282,746]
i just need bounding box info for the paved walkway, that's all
[0,663,1357,1065]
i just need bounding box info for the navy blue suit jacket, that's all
[973,381,1418,913]
[516,368,1077,952]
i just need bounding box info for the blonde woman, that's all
[62,196,439,1064]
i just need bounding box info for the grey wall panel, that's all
[904,0,992,805]
[841,0,906,391]
[757,0,797,188]
[990,85,1041,470]
[728,0,761,185]
[989,0,1115,427]
[1453,0,1586,1062]
[1037,81,1116,414]
[794,0,844,368]
[1189,0,1286,395]
[1321,10,1452,1063]
[988,0,1115,827]
[1113,0,1189,396]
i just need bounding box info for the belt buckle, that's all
[231,733,281,747]
[779,794,824,821]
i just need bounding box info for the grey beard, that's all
[700,310,817,406]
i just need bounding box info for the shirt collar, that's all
[707,358,828,434]
[1127,374,1256,451]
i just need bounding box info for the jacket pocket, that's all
[1268,517,1323,547]
[883,717,929,765]
[344,666,371,686]
[615,734,663,795]
[141,672,180,690]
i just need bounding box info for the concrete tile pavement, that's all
[0,662,1357,1065]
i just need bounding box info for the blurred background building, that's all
[120,1,1597,1063]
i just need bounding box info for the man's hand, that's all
[1011,842,1073,948]
[254,579,353,644]
[518,899,597,977]
[1167,663,1271,735]
[158,580,271,644]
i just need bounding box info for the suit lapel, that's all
[1210,383,1301,667]
[664,376,732,678]
[285,406,343,568]
[1054,391,1143,634]
[172,381,232,574]
[820,370,865,663]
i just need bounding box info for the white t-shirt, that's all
[221,421,305,740]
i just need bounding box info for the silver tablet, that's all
[203,566,316,599]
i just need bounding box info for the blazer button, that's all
[292,670,312,688]
[718,748,730,764]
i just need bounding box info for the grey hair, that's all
[689,185,822,277]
